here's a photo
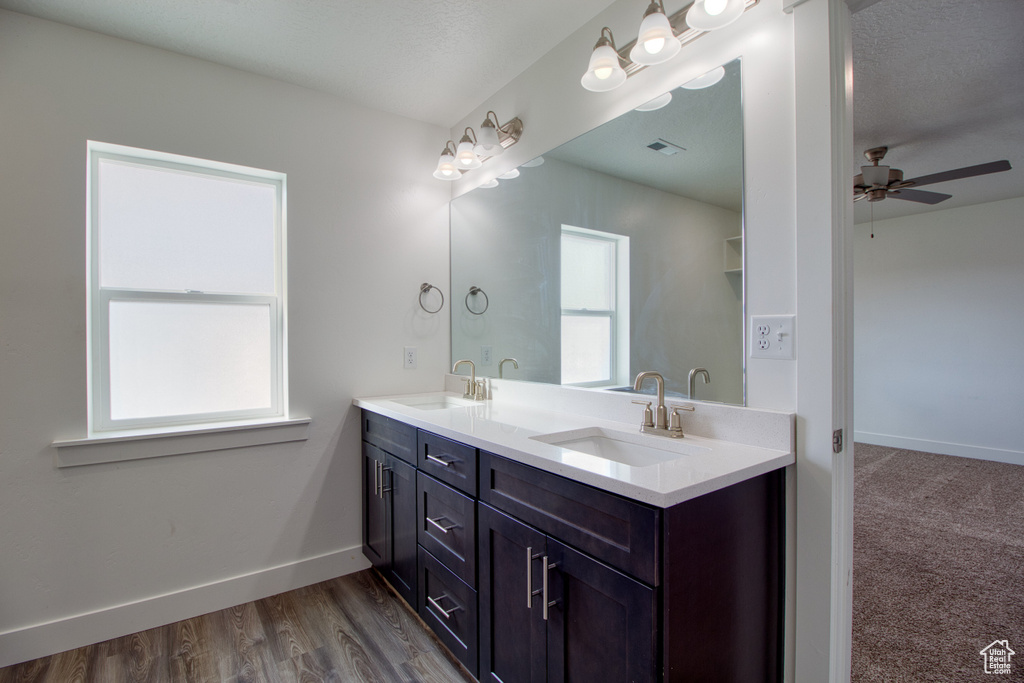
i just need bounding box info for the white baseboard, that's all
[854,431,1024,466]
[0,545,371,669]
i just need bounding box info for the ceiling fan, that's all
[853,146,1012,204]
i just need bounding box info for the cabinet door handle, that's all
[374,460,381,497]
[426,516,458,534]
[526,546,543,608]
[542,557,558,621]
[380,466,392,497]
[427,593,462,619]
[425,453,454,467]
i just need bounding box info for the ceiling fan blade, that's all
[888,188,952,204]
[905,160,1011,188]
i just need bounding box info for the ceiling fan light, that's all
[629,4,680,66]
[686,0,744,30]
[861,165,890,187]
[581,33,627,92]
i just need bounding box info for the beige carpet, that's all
[853,443,1024,681]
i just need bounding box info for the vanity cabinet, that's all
[361,413,418,607]
[361,409,784,683]
[478,504,656,683]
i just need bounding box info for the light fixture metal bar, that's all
[618,0,759,77]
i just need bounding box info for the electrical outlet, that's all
[403,346,417,369]
[750,315,795,360]
[481,345,493,366]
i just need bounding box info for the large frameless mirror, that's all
[451,59,744,405]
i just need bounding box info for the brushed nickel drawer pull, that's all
[426,453,454,467]
[426,516,458,534]
[542,557,558,621]
[427,593,462,619]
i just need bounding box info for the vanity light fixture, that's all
[479,178,500,188]
[629,1,681,66]
[432,141,459,181]
[680,65,726,89]
[685,0,744,31]
[581,27,628,92]
[431,112,524,180]
[455,128,483,170]
[635,92,673,111]
[498,168,520,179]
[580,0,757,93]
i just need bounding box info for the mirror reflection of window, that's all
[560,226,629,386]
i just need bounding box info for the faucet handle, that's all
[631,400,654,428]
[667,403,695,437]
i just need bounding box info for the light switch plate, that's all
[750,315,795,360]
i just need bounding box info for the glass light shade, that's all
[681,66,725,89]
[635,92,673,111]
[498,168,520,179]
[479,179,499,188]
[474,122,504,156]
[581,44,627,92]
[433,151,459,180]
[861,165,890,187]
[521,156,545,168]
[686,0,744,30]
[629,8,680,66]
[455,139,482,169]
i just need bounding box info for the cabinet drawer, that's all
[362,410,417,465]
[418,472,477,588]
[479,451,661,586]
[418,546,478,678]
[418,430,477,496]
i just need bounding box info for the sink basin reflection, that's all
[391,395,475,411]
[530,427,710,467]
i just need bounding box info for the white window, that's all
[88,142,286,433]
[560,226,629,386]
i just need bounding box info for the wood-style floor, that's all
[0,570,475,683]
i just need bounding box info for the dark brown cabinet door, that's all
[362,443,388,571]
[386,453,417,607]
[545,539,656,683]
[478,504,547,683]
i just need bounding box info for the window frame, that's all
[87,142,287,434]
[560,226,629,388]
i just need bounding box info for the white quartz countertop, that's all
[354,390,794,508]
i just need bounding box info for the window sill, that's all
[51,417,311,468]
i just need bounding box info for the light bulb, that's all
[705,0,727,15]
[594,66,613,80]
[644,37,665,54]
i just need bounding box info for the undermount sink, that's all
[530,427,710,468]
[391,395,475,411]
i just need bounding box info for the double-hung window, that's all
[88,142,286,433]
[560,226,629,386]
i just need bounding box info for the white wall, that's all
[451,157,743,403]
[0,10,450,667]
[854,196,1024,464]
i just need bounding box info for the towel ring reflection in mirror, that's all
[465,286,489,315]
[419,283,445,314]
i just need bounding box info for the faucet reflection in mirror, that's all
[432,111,524,181]
[451,59,744,405]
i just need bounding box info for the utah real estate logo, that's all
[980,640,1014,674]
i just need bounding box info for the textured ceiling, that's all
[851,0,1024,222]
[0,0,618,127]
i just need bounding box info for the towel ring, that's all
[465,286,489,315]
[418,283,444,314]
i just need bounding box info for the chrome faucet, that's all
[452,359,476,399]
[633,371,668,430]
[498,357,518,379]
[688,367,710,399]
